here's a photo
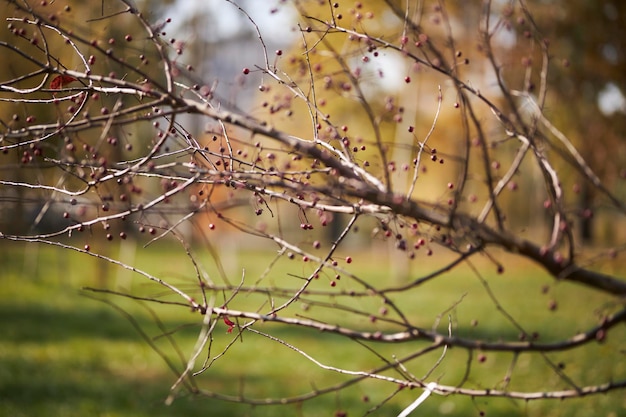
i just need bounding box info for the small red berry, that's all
[595,329,606,342]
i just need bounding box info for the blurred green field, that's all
[1,240,625,417]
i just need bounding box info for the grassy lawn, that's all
[1,240,624,416]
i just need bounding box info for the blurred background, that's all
[1,1,625,416]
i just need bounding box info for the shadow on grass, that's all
[0,354,262,417]
[1,309,616,417]
[0,300,286,417]
[0,298,527,417]
[1,303,137,342]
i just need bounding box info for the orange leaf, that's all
[50,75,77,90]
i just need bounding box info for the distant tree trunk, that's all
[580,181,594,243]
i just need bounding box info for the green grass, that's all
[0,240,625,416]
